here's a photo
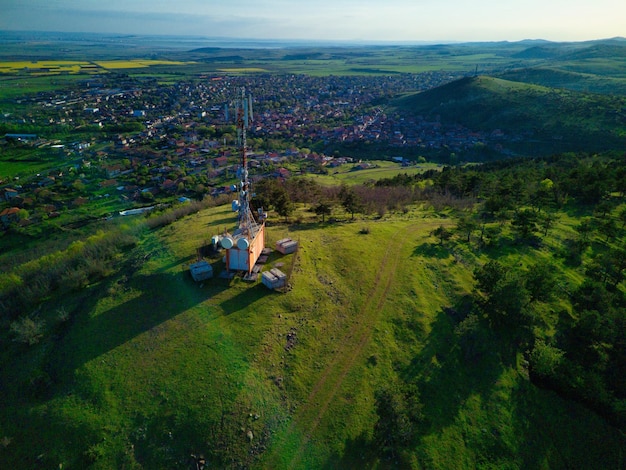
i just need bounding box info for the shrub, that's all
[529,340,565,378]
[10,315,45,345]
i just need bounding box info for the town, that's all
[1,70,515,231]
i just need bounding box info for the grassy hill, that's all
[1,199,625,469]
[496,67,626,95]
[390,75,626,154]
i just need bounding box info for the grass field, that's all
[1,202,625,469]
[303,161,442,186]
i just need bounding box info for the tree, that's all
[618,206,626,230]
[473,260,531,331]
[339,186,361,220]
[455,313,491,362]
[598,218,617,243]
[273,186,293,219]
[524,260,558,302]
[432,225,452,246]
[373,384,422,462]
[539,211,559,237]
[511,208,538,240]
[456,216,478,243]
[532,178,554,212]
[314,201,332,223]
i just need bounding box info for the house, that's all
[161,179,178,192]
[213,156,228,167]
[275,168,290,179]
[0,207,20,227]
[2,188,18,201]
[38,176,56,187]
[104,165,123,178]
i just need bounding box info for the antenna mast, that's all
[235,88,257,236]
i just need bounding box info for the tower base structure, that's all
[223,222,265,275]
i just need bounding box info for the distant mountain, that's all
[561,43,626,60]
[512,46,563,59]
[391,75,626,154]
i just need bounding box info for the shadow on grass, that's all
[219,280,273,316]
[412,242,451,259]
[401,306,505,435]
[510,378,626,469]
[323,433,378,469]
[47,271,222,381]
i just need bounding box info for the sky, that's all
[1,0,624,43]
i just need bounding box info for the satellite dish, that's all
[237,237,250,250]
[221,236,234,249]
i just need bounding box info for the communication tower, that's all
[219,89,266,275]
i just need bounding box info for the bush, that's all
[529,340,565,378]
[10,315,45,345]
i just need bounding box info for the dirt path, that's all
[265,224,418,468]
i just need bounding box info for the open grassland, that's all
[217,68,271,74]
[95,60,195,70]
[0,74,86,101]
[1,202,624,469]
[304,161,442,186]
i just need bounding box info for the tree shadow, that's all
[412,242,452,259]
[208,216,240,228]
[509,378,626,469]
[322,432,378,469]
[401,307,505,434]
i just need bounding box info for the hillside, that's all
[390,75,626,154]
[2,179,626,468]
[496,67,626,96]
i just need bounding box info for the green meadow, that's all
[1,200,624,468]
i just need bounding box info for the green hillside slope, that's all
[497,67,626,95]
[1,200,625,469]
[391,75,626,154]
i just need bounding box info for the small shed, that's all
[276,238,298,255]
[262,268,287,290]
[189,260,213,281]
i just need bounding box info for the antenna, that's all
[216,87,266,277]
[235,88,256,234]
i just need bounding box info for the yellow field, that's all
[0,60,93,73]
[0,59,195,74]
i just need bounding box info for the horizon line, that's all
[1,29,625,48]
